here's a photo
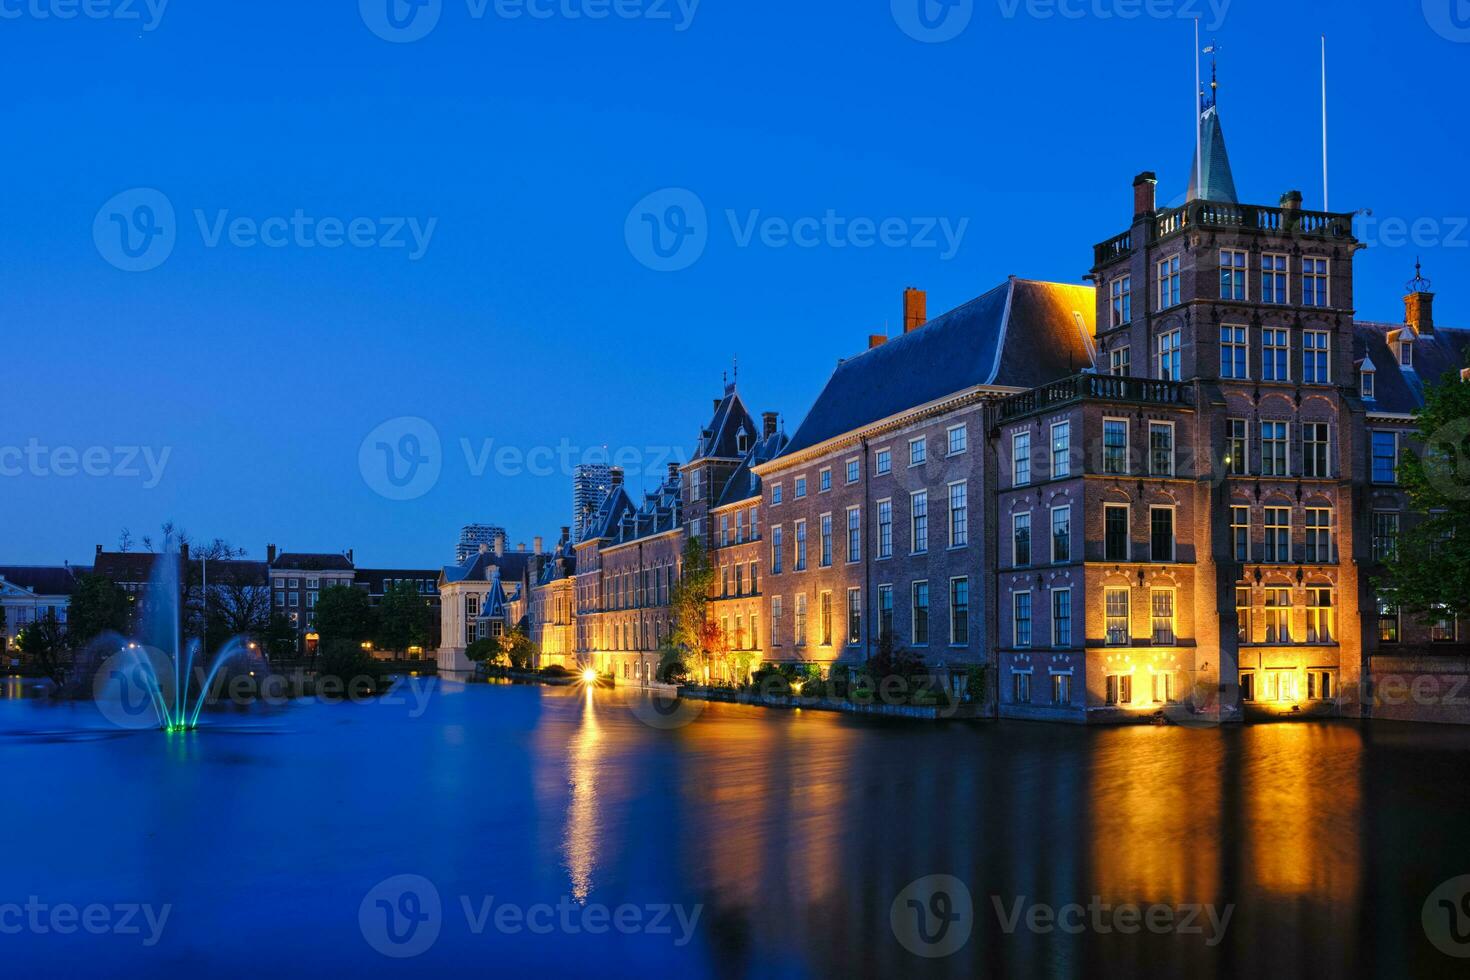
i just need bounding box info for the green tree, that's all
[262,614,300,660]
[375,581,433,655]
[18,610,69,686]
[1382,364,1470,621]
[465,638,501,664]
[67,573,131,645]
[499,627,537,671]
[669,536,717,677]
[315,637,385,696]
[314,585,376,646]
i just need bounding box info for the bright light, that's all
[582,668,599,683]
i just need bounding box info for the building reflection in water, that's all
[562,685,602,902]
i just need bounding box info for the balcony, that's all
[1093,200,1356,267]
[996,373,1190,422]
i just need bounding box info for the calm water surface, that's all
[3,679,1469,978]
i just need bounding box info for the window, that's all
[819,468,832,493]
[819,592,833,646]
[1110,275,1132,326]
[1265,588,1292,643]
[1110,346,1131,376]
[1157,255,1181,308]
[771,483,782,506]
[1104,505,1129,561]
[1226,418,1247,475]
[1103,418,1129,474]
[911,491,929,554]
[1240,671,1256,701]
[1151,589,1176,645]
[1432,608,1456,643]
[1303,423,1330,478]
[794,520,808,571]
[877,499,893,559]
[1153,672,1175,704]
[1264,508,1291,563]
[875,449,892,475]
[1306,587,1334,643]
[1013,671,1032,704]
[1158,329,1182,381]
[948,482,968,547]
[794,593,807,646]
[1263,328,1290,381]
[1378,602,1400,643]
[912,582,930,645]
[1149,422,1174,476]
[947,425,967,456]
[1052,589,1072,646]
[1105,588,1130,645]
[1236,588,1252,642]
[794,476,807,499]
[1307,670,1335,700]
[721,515,731,547]
[1051,672,1072,705]
[819,514,833,568]
[1262,422,1289,477]
[1361,369,1375,400]
[1399,338,1414,368]
[1051,506,1071,563]
[846,506,861,562]
[950,578,969,645]
[1372,511,1400,563]
[771,527,784,575]
[736,511,746,544]
[1013,592,1032,647]
[1372,431,1399,484]
[1303,257,1328,307]
[847,588,862,645]
[878,585,894,640]
[1262,253,1288,304]
[1231,506,1250,563]
[1304,331,1330,384]
[1305,508,1333,563]
[909,437,927,467]
[1106,673,1133,706]
[1150,507,1175,562]
[1013,512,1032,567]
[1013,431,1031,486]
[1051,422,1071,478]
[1220,248,1247,300]
[1221,325,1248,379]
[845,458,860,484]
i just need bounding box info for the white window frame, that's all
[1157,254,1181,309]
[1109,346,1130,377]
[1013,591,1032,648]
[1102,417,1130,475]
[1051,421,1071,478]
[874,448,892,476]
[845,457,861,485]
[1262,327,1291,382]
[1050,505,1071,564]
[1219,248,1248,301]
[1262,252,1289,304]
[1149,504,1176,563]
[946,424,968,457]
[1012,511,1032,567]
[1051,587,1072,648]
[1220,323,1249,380]
[1012,430,1032,487]
[1303,329,1331,384]
[1157,328,1182,381]
[947,480,968,548]
[910,490,929,555]
[1148,420,1175,477]
[909,436,927,468]
[1110,274,1132,327]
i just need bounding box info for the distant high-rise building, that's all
[456,525,507,564]
[572,464,613,543]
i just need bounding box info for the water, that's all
[2,682,1469,978]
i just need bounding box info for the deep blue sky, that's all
[3,0,1468,568]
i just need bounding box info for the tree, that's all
[315,637,385,695]
[18,611,68,686]
[499,627,537,671]
[1381,363,1470,622]
[262,614,300,660]
[670,536,718,678]
[314,585,375,646]
[375,581,433,656]
[67,573,130,645]
[465,638,501,664]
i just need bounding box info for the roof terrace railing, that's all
[1093,200,1355,266]
[996,373,1190,422]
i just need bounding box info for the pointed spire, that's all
[1188,41,1238,205]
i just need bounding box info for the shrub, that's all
[465,639,500,664]
[827,664,851,699]
[965,664,989,704]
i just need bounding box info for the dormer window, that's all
[736,426,750,454]
[1361,368,1375,400]
[1399,339,1413,368]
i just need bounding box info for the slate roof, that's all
[780,278,1095,457]
[441,549,543,586]
[536,534,578,586]
[92,551,162,584]
[272,553,354,572]
[578,484,637,544]
[716,429,789,508]
[695,384,757,461]
[1188,103,1238,204]
[0,566,83,597]
[611,468,684,545]
[1354,321,1470,415]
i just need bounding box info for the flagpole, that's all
[1321,34,1330,211]
[1194,19,1202,201]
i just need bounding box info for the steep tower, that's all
[681,380,759,549]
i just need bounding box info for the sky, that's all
[2,0,1468,569]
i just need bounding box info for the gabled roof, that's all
[442,549,542,586]
[0,566,83,597]
[272,553,354,572]
[717,429,789,508]
[694,384,757,461]
[579,484,637,544]
[1188,103,1238,204]
[779,278,1095,458]
[1354,322,1470,415]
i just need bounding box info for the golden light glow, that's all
[581,668,599,683]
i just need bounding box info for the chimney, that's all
[869,334,887,350]
[1132,171,1157,217]
[1407,290,1436,336]
[762,411,778,438]
[903,287,927,333]
[267,544,277,564]
[345,548,354,565]
[667,462,679,482]
[534,536,544,554]
[1280,190,1303,212]
[494,537,505,557]
[610,466,624,486]
[96,544,103,556]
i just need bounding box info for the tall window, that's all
[1236,588,1252,642]
[794,476,807,499]
[1306,587,1333,644]
[1372,511,1400,562]
[1372,431,1399,484]
[1052,673,1072,705]
[909,437,927,467]
[1104,505,1129,561]
[819,468,832,493]
[1226,418,1247,475]
[1103,418,1129,475]
[794,593,807,646]
[1158,329,1182,381]
[878,585,894,639]
[1220,248,1247,300]
[1158,255,1181,308]
[1051,506,1071,563]
[1150,507,1175,562]
[819,514,833,567]
[846,506,861,562]
[1303,423,1330,477]
[1151,590,1176,645]
[794,520,808,571]
[819,592,833,646]
[947,425,967,456]
[1361,369,1376,400]
[1263,328,1290,381]
[1304,331,1330,383]
[948,482,969,547]
[912,582,930,645]
[847,588,862,645]
[1110,346,1130,376]
[1013,593,1032,647]
[1013,431,1031,486]
[1262,253,1288,303]
[846,459,860,484]
[1221,325,1248,379]
[950,578,969,645]
[1232,506,1250,562]
[1013,512,1032,566]
[1052,589,1072,647]
[1378,602,1400,643]
[771,527,783,574]
[771,596,782,647]
[1265,588,1292,643]
[911,491,929,554]
[1305,508,1333,562]
[1051,421,1071,478]
[1432,608,1456,643]
[1264,507,1291,563]
[877,499,893,559]
[1111,275,1132,326]
[1303,257,1329,306]
[1013,671,1032,704]
[1106,673,1133,706]
[875,449,892,475]
[1105,588,1130,645]
[1149,422,1174,476]
[1262,422,1289,476]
